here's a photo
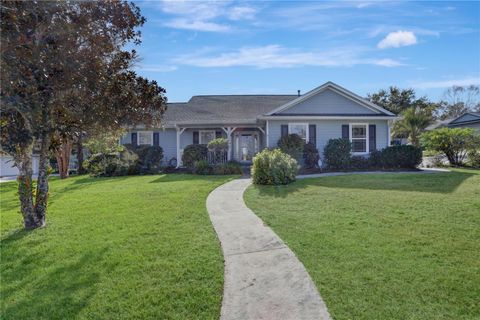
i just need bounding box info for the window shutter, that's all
[281,125,288,137]
[215,130,222,139]
[193,131,199,144]
[131,132,137,146]
[309,124,316,145]
[369,124,376,152]
[153,132,159,146]
[341,125,349,140]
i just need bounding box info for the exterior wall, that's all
[279,88,378,115]
[121,129,178,165]
[267,119,389,158]
[1,155,39,177]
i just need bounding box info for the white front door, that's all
[234,133,259,162]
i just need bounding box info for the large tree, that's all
[1,1,166,229]
[367,86,437,115]
[436,85,480,120]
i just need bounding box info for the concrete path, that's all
[206,178,331,320]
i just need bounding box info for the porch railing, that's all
[207,150,228,165]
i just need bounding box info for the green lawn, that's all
[1,174,235,320]
[244,169,480,320]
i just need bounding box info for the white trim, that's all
[176,127,186,168]
[288,123,309,142]
[137,131,153,146]
[265,81,395,116]
[349,123,369,155]
[259,115,397,120]
[266,121,270,148]
[387,120,392,147]
[199,130,216,144]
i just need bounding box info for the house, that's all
[120,82,397,167]
[447,112,480,131]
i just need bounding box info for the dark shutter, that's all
[369,124,376,152]
[309,124,316,145]
[341,125,349,140]
[281,125,288,137]
[131,132,137,146]
[215,130,222,139]
[193,131,199,144]
[153,132,159,146]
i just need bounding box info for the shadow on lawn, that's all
[252,171,477,198]
[1,247,109,319]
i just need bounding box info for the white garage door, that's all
[0,155,40,177]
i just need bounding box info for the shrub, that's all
[468,149,480,168]
[213,161,242,175]
[377,145,422,169]
[134,145,163,174]
[193,160,211,175]
[182,144,208,168]
[350,155,370,170]
[323,138,352,170]
[277,134,305,161]
[421,127,480,166]
[83,150,138,177]
[303,142,319,168]
[207,138,228,152]
[251,149,298,185]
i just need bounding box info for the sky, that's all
[132,0,480,103]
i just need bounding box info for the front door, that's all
[235,133,259,162]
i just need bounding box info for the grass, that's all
[244,169,480,320]
[1,174,235,320]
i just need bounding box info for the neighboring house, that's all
[120,81,397,167]
[0,154,40,177]
[447,112,480,131]
[425,118,453,131]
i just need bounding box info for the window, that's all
[350,124,368,153]
[199,130,216,144]
[138,131,153,145]
[288,123,308,141]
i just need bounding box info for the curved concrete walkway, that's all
[206,178,331,320]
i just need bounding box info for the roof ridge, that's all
[190,94,298,97]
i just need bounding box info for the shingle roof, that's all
[162,95,297,125]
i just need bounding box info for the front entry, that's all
[234,132,259,162]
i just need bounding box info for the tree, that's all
[436,85,480,120]
[1,1,166,229]
[421,128,480,166]
[392,107,432,146]
[367,87,438,115]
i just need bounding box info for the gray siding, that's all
[267,120,389,157]
[122,129,177,164]
[279,88,378,115]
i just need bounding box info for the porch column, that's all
[176,127,186,168]
[222,127,237,161]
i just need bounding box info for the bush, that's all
[323,138,352,170]
[83,150,138,177]
[376,145,422,169]
[468,149,480,168]
[207,138,228,152]
[134,145,163,174]
[251,149,298,185]
[303,142,319,169]
[213,161,243,175]
[421,127,480,166]
[182,144,208,168]
[193,160,211,175]
[277,134,305,161]
[350,155,370,170]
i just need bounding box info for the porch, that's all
[176,126,266,167]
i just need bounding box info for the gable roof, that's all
[265,81,395,116]
[448,112,480,126]
[162,95,297,126]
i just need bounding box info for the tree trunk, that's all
[34,134,51,228]
[76,138,85,175]
[56,137,73,179]
[14,148,38,230]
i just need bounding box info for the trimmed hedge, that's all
[251,149,298,185]
[375,145,422,169]
[303,142,320,168]
[182,144,208,168]
[277,134,305,161]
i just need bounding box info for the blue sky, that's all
[133,1,480,102]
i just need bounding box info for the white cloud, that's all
[164,19,230,32]
[173,45,404,69]
[411,77,480,89]
[136,65,178,72]
[377,31,417,49]
[158,0,257,32]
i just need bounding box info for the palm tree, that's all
[393,107,432,146]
